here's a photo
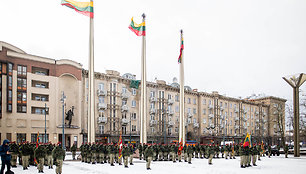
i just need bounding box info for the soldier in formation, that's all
[34,144,46,173]
[71,143,77,160]
[52,143,65,174]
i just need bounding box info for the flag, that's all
[243,133,252,147]
[130,80,140,89]
[178,138,183,155]
[61,0,94,18]
[118,134,123,159]
[128,17,146,36]
[178,36,184,63]
[34,132,40,165]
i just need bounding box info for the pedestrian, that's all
[122,145,129,168]
[208,144,214,165]
[0,139,14,174]
[187,145,193,164]
[52,143,65,174]
[129,144,134,165]
[8,142,18,168]
[284,144,289,158]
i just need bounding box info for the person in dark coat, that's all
[0,139,13,174]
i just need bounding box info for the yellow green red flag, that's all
[61,0,94,18]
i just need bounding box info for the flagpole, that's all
[179,30,185,145]
[140,13,147,144]
[88,0,95,143]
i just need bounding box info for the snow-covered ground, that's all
[6,154,306,174]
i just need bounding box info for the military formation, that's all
[5,141,65,174]
[78,141,281,170]
[1,140,288,173]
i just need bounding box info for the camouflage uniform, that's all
[35,144,46,173]
[9,142,19,167]
[71,143,77,160]
[144,146,153,170]
[52,144,65,174]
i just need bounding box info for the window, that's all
[132,125,136,132]
[150,91,155,97]
[158,91,164,98]
[193,108,196,114]
[230,120,232,126]
[193,118,197,123]
[132,89,136,95]
[175,106,179,113]
[32,94,48,101]
[17,133,27,144]
[32,107,49,115]
[168,94,172,99]
[203,109,206,115]
[131,113,136,120]
[187,108,191,114]
[203,99,206,105]
[8,76,12,87]
[203,118,206,124]
[209,100,212,105]
[193,99,196,105]
[98,83,104,90]
[175,95,179,102]
[225,103,227,108]
[188,98,191,104]
[132,100,136,107]
[150,103,155,109]
[220,102,223,107]
[151,128,155,133]
[32,67,49,76]
[99,125,104,134]
[230,103,232,108]
[99,96,105,104]
[122,100,127,106]
[168,128,172,135]
[31,134,48,143]
[230,112,232,117]
[17,65,27,76]
[8,63,13,74]
[32,80,49,88]
[122,86,127,94]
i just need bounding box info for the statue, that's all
[65,106,74,128]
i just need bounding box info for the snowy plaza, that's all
[6,154,306,174]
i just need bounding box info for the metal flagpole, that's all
[88,0,95,143]
[179,30,185,145]
[140,13,147,144]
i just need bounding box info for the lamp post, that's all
[44,103,48,143]
[130,113,132,145]
[283,73,306,157]
[61,91,66,150]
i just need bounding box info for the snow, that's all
[5,154,306,174]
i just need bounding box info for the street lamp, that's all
[44,103,48,143]
[283,73,306,157]
[60,91,66,150]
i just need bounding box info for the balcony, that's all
[234,108,238,113]
[220,115,224,120]
[235,125,239,129]
[167,110,174,115]
[235,117,239,121]
[168,121,175,127]
[121,105,129,112]
[256,119,259,123]
[150,108,156,114]
[187,113,193,118]
[208,105,214,109]
[255,127,260,130]
[97,103,107,110]
[168,99,174,105]
[255,111,259,115]
[121,93,129,100]
[121,118,129,125]
[149,97,157,103]
[97,89,107,96]
[193,123,199,128]
[263,112,267,117]
[208,114,214,119]
[97,117,107,124]
[149,120,157,127]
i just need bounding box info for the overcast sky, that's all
[1,0,305,101]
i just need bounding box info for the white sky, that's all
[0,0,305,101]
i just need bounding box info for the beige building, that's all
[0,42,286,147]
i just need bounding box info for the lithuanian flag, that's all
[243,133,252,147]
[61,0,94,18]
[128,18,146,36]
[178,37,184,63]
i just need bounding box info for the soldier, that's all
[129,144,134,165]
[46,143,54,169]
[183,144,188,162]
[251,144,258,166]
[122,145,130,168]
[86,143,91,163]
[9,141,18,168]
[224,144,229,159]
[215,144,220,158]
[195,144,200,158]
[187,145,193,164]
[245,146,251,167]
[268,145,271,158]
[71,143,77,160]
[91,143,97,164]
[19,142,30,170]
[35,144,46,173]
[96,143,103,164]
[208,144,215,165]
[138,144,143,160]
[199,144,204,159]
[284,144,289,158]
[257,144,262,161]
[239,144,245,168]
[116,144,122,165]
[220,145,225,158]
[52,143,65,174]
[79,143,84,162]
[103,144,108,163]
[108,143,115,166]
[152,144,158,161]
[144,145,153,170]
[171,144,177,162]
[158,144,163,161]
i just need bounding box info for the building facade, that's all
[0,42,286,148]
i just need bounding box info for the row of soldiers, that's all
[8,141,65,174]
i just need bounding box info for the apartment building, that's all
[0,41,286,147]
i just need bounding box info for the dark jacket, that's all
[0,139,12,162]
